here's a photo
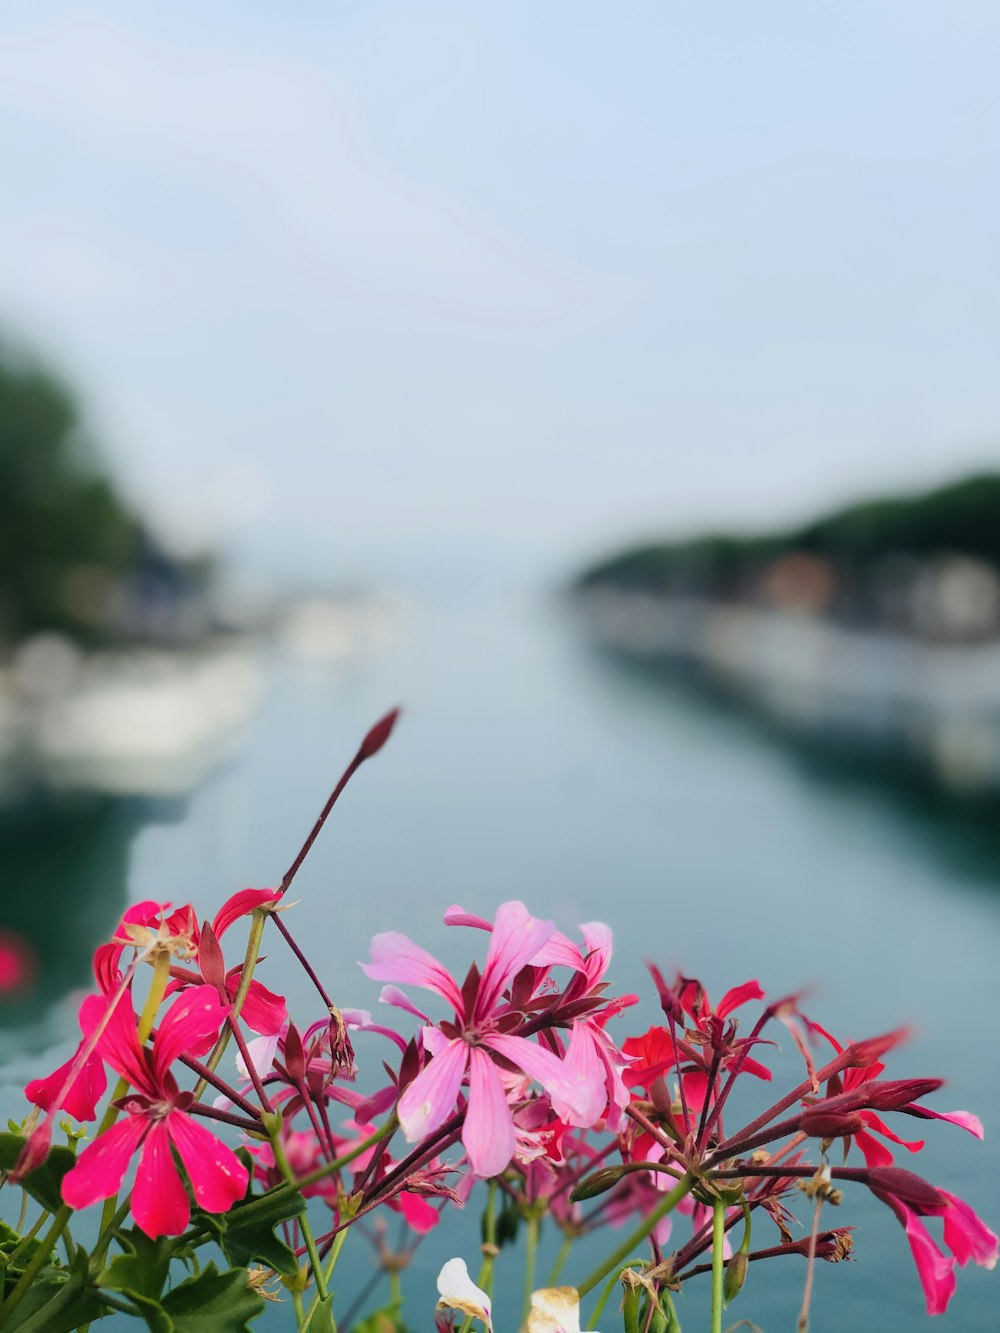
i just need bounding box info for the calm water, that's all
[2,584,998,1330]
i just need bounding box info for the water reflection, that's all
[579,635,1000,896]
[0,793,180,1056]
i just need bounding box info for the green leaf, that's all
[0,1132,77,1214]
[311,1293,335,1333]
[0,1269,106,1333]
[155,1264,265,1333]
[198,1182,306,1278]
[100,1227,175,1301]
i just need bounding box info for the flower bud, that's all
[798,1109,866,1139]
[197,921,227,990]
[570,1164,631,1202]
[867,1166,948,1212]
[283,1024,307,1083]
[723,1251,748,1305]
[358,708,400,761]
[862,1078,943,1110]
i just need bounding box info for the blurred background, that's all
[1,3,999,1328]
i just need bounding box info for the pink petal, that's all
[716,980,764,1020]
[906,1105,984,1139]
[376,986,431,1024]
[477,902,555,1017]
[464,1047,516,1177]
[26,1044,107,1123]
[167,1110,249,1214]
[228,974,287,1036]
[859,1110,924,1154]
[548,1023,608,1127]
[579,922,613,984]
[482,1033,600,1127]
[398,1190,440,1233]
[940,1192,999,1270]
[443,905,493,931]
[855,1127,896,1169]
[531,930,584,971]
[398,1039,469,1143]
[132,1121,191,1237]
[62,1115,148,1210]
[902,1208,957,1315]
[152,987,229,1082]
[361,934,464,1017]
[212,888,281,939]
[80,992,157,1099]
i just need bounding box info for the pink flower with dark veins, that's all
[361,901,604,1177]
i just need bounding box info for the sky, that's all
[2,1,1000,587]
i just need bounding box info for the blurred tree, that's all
[0,343,207,649]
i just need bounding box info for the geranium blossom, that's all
[361,901,605,1176]
[61,986,248,1237]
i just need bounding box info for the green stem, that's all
[0,1206,72,1330]
[711,1199,725,1333]
[268,1118,328,1306]
[479,1179,497,1294]
[300,1226,349,1332]
[588,1263,642,1329]
[547,1232,573,1286]
[576,1175,695,1299]
[522,1213,540,1321]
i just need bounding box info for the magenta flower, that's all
[61,986,248,1237]
[361,901,604,1177]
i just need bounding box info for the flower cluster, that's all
[1,710,994,1333]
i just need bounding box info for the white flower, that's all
[436,1258,493,1330]
[527,1286,601,1333]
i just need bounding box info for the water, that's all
[2,584,998,1330]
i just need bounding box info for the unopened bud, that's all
[862,1078,943,1110]
[357,708,400,761]
[866,1166,948,1213]
[197,922,227,990]
[283,1024,307,1083]
[723,1251,748,1305]
[798,1109,865,1139]
[9,1120,51,1182]
[843,1028,910,1067]
[570,1164,631,1202]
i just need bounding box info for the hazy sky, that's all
[2,1,999,585]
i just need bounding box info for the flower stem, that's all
[547,1232,573,1286]
[522,1213,540,1322]
[268,1117,328,1307]
[796,1197,823,1333]
[710,1199,725,1333]
[0,1206,71,1329]
[576,1175,695,1299]
[588,1263,641,1329]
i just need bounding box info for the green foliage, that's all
[191,1159,307,1277]
[0,1132,77,1215]
[100,1228,177,1304]
[2,1250,106,1333]
[577,471,1000,594]
[123,1263,266,1333]
[0,346,142,645]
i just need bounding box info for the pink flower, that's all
[361,901,604,1177]
[61,987,248,1237]
[872,1173,998,1314]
